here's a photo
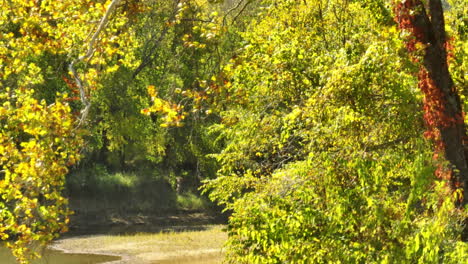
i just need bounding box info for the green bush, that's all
[176,192,211,211]
[202,1,468,263]
[213,148,467,263]
[66,165,178,212]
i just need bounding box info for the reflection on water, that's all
[0,246,120,264]
[1,246,224,264]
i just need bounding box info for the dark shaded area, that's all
[65,210,228,237]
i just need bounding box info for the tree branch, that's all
[222,0,246,27]
[231,0,252,26]
[69,0,122,127]
[132,0,180,79]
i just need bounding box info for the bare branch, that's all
[231,0,252,26]
[222,0,246,27]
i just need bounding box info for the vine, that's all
[394,0,465,184]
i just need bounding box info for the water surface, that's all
[0,246,120,264]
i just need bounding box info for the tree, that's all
[202,0,468,262]
[394,0,467,211]
[0,0,137,262]
[0,89,81,263]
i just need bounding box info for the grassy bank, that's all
[64,165,226,235]
[61,164,227,263]
[66,165,216,213]
[52,225,227,264]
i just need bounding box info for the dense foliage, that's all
[203,0,468,262]
[1,0,467,263]
[0,0,136,262]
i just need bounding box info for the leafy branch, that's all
[69,0,122,127]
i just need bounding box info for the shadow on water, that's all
[0,246,120,264]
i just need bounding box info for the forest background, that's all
[0,0,467,263]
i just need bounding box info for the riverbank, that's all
[53,191,228,263]
[51,224,226,264]
[66,208,227,236]
[2,211,227,263]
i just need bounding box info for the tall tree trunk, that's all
[394,0,467,238]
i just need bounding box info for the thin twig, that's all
[222,0,246,27]
[231,0,251,26]
[132,0,180,78]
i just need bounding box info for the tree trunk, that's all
[395,0,468,238]
[425,0,468,207]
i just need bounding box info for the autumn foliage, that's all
[394,0,468,197]
[0,89,81,263]
[1,0,468,263]
[1,0,137,262]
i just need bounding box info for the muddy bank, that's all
[66,209,227,236]
[51,194,228,263]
